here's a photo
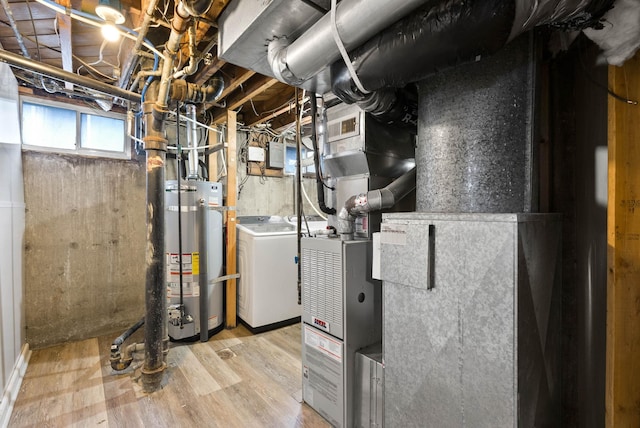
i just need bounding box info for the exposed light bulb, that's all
[101,22,120,42]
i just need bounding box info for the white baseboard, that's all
[0,344,31,428]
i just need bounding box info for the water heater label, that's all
[380,224,407,246]
[305,325,342,363]
[168,282,200,297]
[167,252,200,281]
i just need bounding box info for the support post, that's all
[225,110,237,328]
[208,126,219,181]
[606,53,640,427]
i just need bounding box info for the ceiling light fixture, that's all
[95,0,125,42]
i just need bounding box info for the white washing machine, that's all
[236,216,301,332]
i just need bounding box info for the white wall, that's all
[0,62,26,424]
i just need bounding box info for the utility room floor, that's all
[9,323,329,427]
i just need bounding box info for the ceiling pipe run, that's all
[0,48,142,102]
[119,0,161,89]
[267,0,437,85]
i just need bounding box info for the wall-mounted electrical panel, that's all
[267,140,284,169]
[247,146,265,162]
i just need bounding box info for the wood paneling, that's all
[606,53,640,427]
[8,324,329,427]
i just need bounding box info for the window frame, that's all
[20,95,130,160]
[284,143,317,177]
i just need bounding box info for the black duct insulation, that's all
[331,0,516,101]
[330,0,614,117]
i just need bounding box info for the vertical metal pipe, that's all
[198,198,209,342]
[187,104,199,179]
[295,87,302,305]
[141,99,168,393]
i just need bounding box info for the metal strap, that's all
[208,273,240,284]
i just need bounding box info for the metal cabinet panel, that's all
[381,213,561,428]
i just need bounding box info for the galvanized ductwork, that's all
[267,0,438,85]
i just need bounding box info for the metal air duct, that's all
[267,0,436,85]
[330,0,613,117]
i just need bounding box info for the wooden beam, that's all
[212,75,280,123]
[201,65,255,112]
[217,66,255,100]
[55,0,73,89]
[208,122,218,181]
[606,53,640,428]
[225,109,237,329]
[193,57,226,86]
[244,91,305,126]
[204,0,232,21]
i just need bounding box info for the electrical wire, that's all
[33,0,166,60]
[577,37,638,105]
[301,182,327,220]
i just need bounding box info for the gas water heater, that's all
[165,180,224,341]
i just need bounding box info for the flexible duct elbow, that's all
[337,168,416,237]
[268,37,302,86]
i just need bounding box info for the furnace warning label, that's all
[167,252,200,282]
[380,223,407,245]
[305,325,342,363]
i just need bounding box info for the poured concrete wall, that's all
[237,175,319,217]
[23,151,146,348]
[22,150,319,348]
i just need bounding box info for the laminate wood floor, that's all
[9,323,330,427]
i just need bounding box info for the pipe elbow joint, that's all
[180,0,212,17]
[110,345,133,371]
[110,356,133,371]
[268,37,303,86]
[337,206,355,236]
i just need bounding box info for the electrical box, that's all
[267,140,284,169]
[248,146,265,162]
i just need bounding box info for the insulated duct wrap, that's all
[330,0,613,118]
[331,0,516,97]
[512,0,613,35]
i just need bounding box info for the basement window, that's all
[20,97,129,159]
[284,145,316,176]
